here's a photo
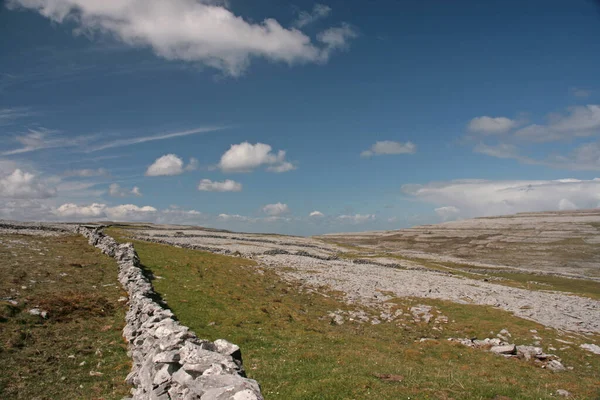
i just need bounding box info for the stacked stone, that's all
[77,226,263,400]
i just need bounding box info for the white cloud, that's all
[185,157,199,172]
[337,214,375,224]
[434,206,460,221]
[468,116,517,134]
[53,202,205,223]
[0,169,56,199]
[262,202,289,216]
[294,3,331,28]
[545,142,600,171]
[63,168,108,177]
[317,23,357,51]
[218,213,253,222]
[109,183,142,197]
[106,204,157,220]
[218,142,296,173]
[473,143,522,160]
[55,202,106,218]
[198,179,242,192]
[361,140,416,158]
[403,178,600,219]
[8,0,357,76]
[475,141,600,171]
[558,198,576,210]
[309,210,324,217]
[89,127,224,152]
[266,161,296,173]
[156,206,204,224]
[146,154,196,176]
[514,105,600,142]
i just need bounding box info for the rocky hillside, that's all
[321,209,600,278]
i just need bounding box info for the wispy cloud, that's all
[89,126,227,152]
[293,4,332,28]
[0,128,91,156]
[0,107,35,125]
[63,168,109,178]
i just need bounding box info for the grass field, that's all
[110,228,600,400]
[0,233,131,400]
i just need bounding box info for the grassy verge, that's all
[0,233,131,400]
[111,229,600,400]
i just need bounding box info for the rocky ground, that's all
[322,209,600,278]
[128,210,600,335]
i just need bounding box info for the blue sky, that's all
[1,0,600,235]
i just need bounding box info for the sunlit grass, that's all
[110,228,600,400]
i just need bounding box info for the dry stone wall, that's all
[76,226,263,400]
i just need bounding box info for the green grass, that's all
[0,233,131,400]
[110,229,600,400]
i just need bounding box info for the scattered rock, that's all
[547,360,566,372]
[490,345,516,355]
[580,343,600,355]
[410,305,434,323]
[516,345,542,361]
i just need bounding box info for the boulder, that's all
[490,345,516,355]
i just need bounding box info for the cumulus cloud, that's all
[54,203,159,220]
[8,0,357,76]
[513,105,600,142]
[262,202,289,216]
[361,141,416,157]
[337,214,375,224]
[0,169,56,199]
[109,183,142,197]
[218,142,296,173]
[53,203,207,223]
[316,23,357,51]
[198,179,242,192]
[156,206,204,224]
[294,3,331,28]
[309,210,324,217]
[434,206,461,221]
[402,178,600,219]
[468,116,517,134]
[218,213,253,222]
[106,204,158,221]
[146,154,197,176]
[55,203,106,218]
